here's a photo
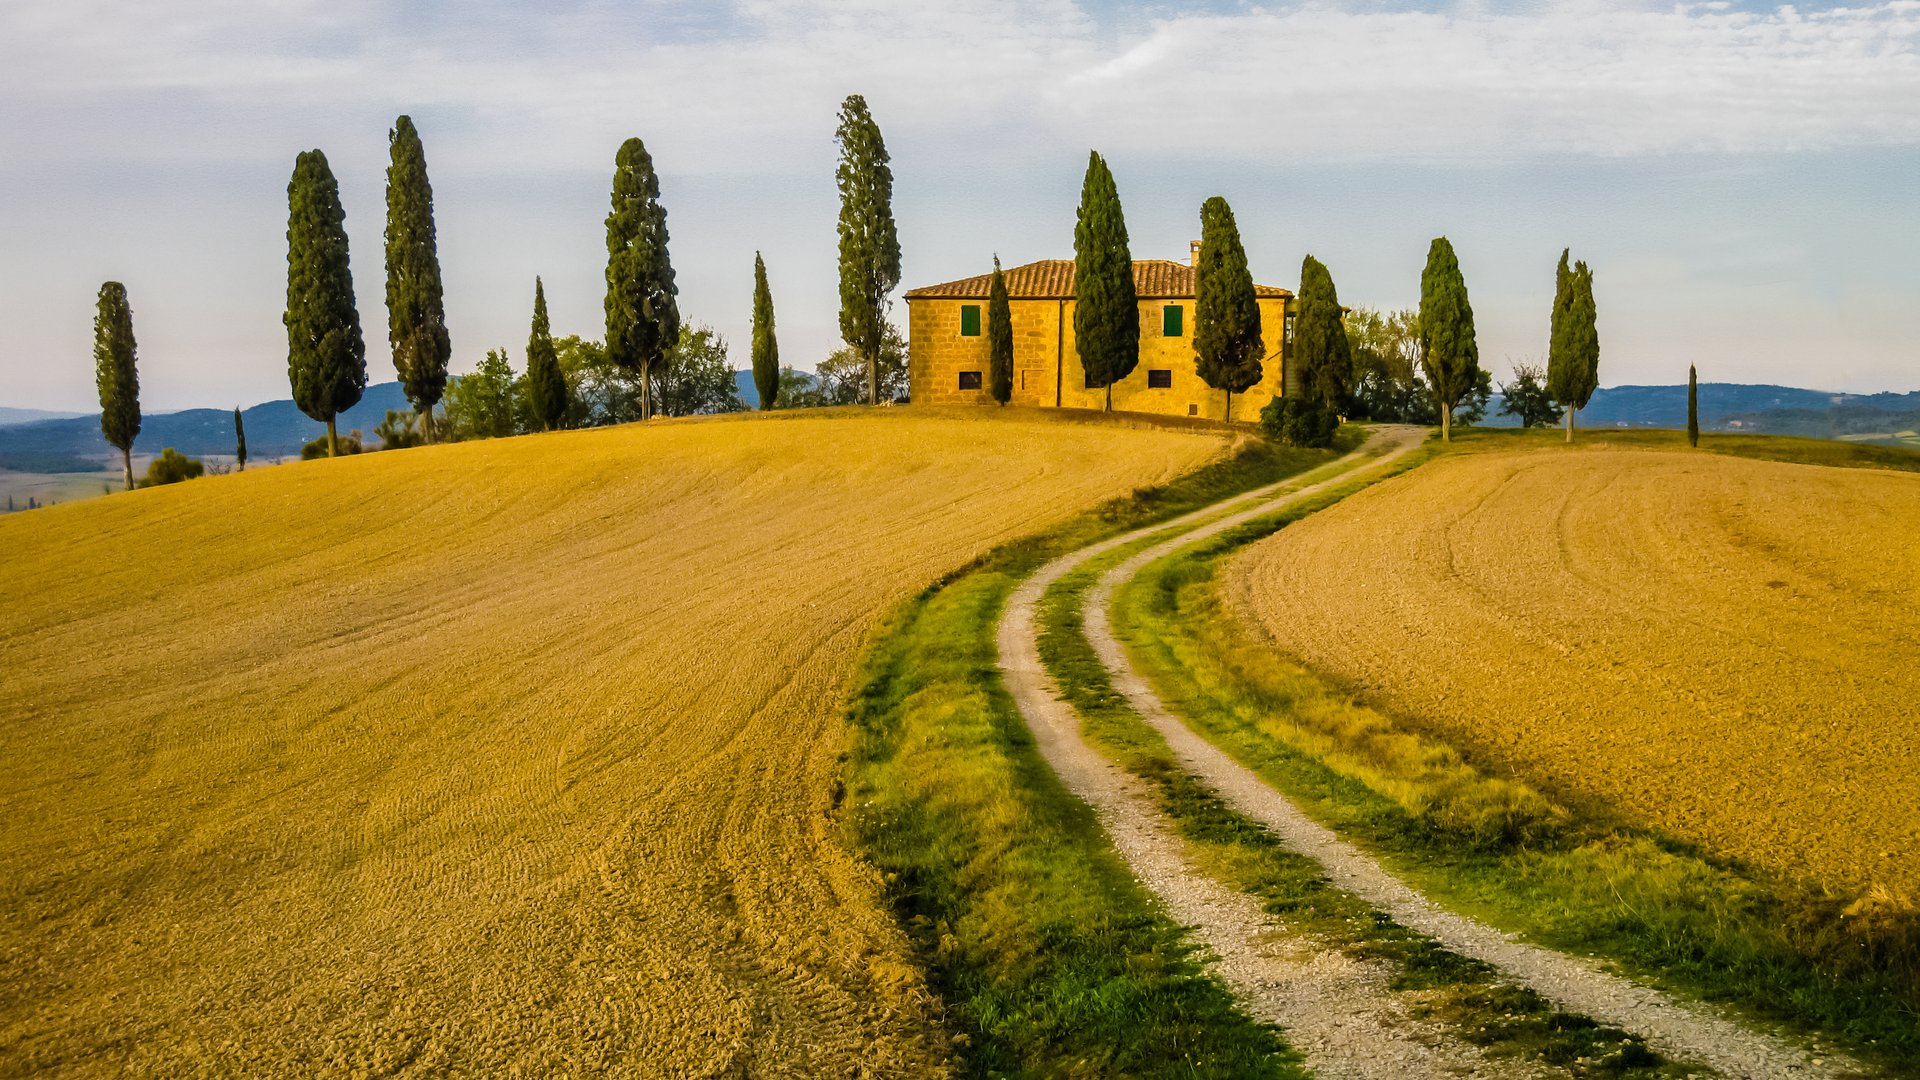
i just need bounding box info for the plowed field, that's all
[0,409,1226,1077]
[1227,446,1920,895]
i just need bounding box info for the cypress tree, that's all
[604,137,680,421]
[987,255,1014,405]
[752,253,779,410]
[1193,196,1262,422]
[834,94,902,406]
[1418,236,1480,443]
[1547,249,1600,443]
[285,149,367,457]
[1688,365,1700,447]
[92,281,140,490]
[1073,151,1139,411]
[1293,255,1353,417]
[526,277,567,431]
[384,116,450,441]
[234,407,247,471]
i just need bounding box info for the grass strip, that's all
[1111,434,1920,1077]
[841,436,1345,1078]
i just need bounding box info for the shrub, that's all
[1260,396,1339,448]
[301,431,364,460]
[137,447,204,488]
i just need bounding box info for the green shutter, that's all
[960,305,981,336]
[1163,305,1183,336]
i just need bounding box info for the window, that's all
[960,305,981,337]
[1147,369,1172,388]
[1162,305,1183,336]
[1284,313,1297,344]
[957,371,982,390]
[1187,403,1199,416]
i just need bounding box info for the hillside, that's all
[1227,444,1920,895]
[0,383,413,470]
[1486,383,1920,442]
[0,408,1229,1076]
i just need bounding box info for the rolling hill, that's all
[0,407,1228,1076]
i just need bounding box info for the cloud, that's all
[3,0,1917,173]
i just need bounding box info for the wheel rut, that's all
[997,426,1862,1080]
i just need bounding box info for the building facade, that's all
[904,252,1296,422]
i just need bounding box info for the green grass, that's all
[841,436,1345,1078]
[1450,424,1920,473]
[1109,430,1920,1076]
[1036,489,1692,1078]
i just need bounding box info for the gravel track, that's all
[1001,426,1864,1080]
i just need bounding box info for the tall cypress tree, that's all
[1193,197,1262,422]
[93,281,140,490]
[286,149,367,457]
[384,115,450,441]
[1073,151,1139,412]
[526,277,566,431]
[1418,236,1479,443]
[751,253,780,410]
[604,137,680,421]
[1688,364,1700,447]
[987,255,1014,405]
[834,94,902,406]
[1547,249,1599,443]
[1294,255,1354,417]
[234,407,247,471]
[1571,260,1600,438]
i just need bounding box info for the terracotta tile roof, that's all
[904,259,1292,301]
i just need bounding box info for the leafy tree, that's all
[92,281,140,490]
[651,324,746,417]
[1498,361,1563,428]
[1547,249,1601,443]
[551,335,633,427]
[1688,364,1700,447]
[233,407,247,471]
[987,256,1014,405]
[1418,236,1480,442]
[1455,368,1494,428]
[137,447,203,487]
[1295,255,1353,416]
[1193,197,1262,421]
[814,324,908,405]
[302,431,363,459]
[285,149,367,456]
[776,366,819,407]
[1260,397,1337,448]
[604,137,680,421]
[525,277,567,431]
[376,409,423,450]
[1073,151,1139,411]
[384,115,450,441]
[835,94,902,406]
[1346,307,1434,424]
[752,253,780,410]
[443,349,521,440]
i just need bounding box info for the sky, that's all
[1,0,1915,412]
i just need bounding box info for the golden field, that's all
[0,408,1227,1077]
[1227,445,1920,895]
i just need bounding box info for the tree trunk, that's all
[418,407,432,444]
[1565,406,1575,444]
[641,365,652,421]
[1224,389,1232,424]
[1441,405,1452,443]
[1104,383,1112,413]
[327,416,338,457]
[122,447,133,491]
[867,347,878,406]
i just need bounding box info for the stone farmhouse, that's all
[904,244,1297,422]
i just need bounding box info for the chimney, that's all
[1190,240,1202,267]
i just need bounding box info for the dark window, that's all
[957,370,982,390]
[960,305,981,337]
[1162,305,1183,336]
[1147,369,1172,388]
[1187,403,1199,416]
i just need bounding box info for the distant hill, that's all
[1485,383,1920,443]
[0,383,412,471]
[0,407,87,427]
